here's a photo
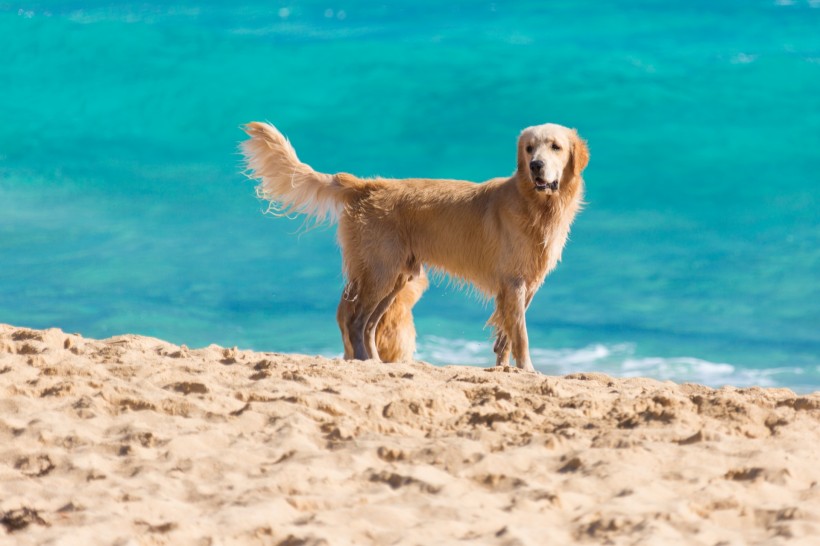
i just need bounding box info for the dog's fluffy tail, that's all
[242,122,359,225]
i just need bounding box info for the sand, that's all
[1,324,819,545]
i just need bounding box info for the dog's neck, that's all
[514,170,584,231]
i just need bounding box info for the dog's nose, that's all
[529,159,544,172]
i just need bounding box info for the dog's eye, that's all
[551,143,562,151]
[526,145,533,154]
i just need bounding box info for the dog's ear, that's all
[571,130,590,177]
[516,135,529,175]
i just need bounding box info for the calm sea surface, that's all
[1,1,818,391]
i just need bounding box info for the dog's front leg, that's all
[493,289,535,367]
[497,280,535,372]
[337,284,356,359]
[494,334,511,366]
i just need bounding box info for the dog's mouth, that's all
[533,177,559,192]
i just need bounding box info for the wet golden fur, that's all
[242,122,588,369]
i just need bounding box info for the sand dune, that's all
[1,324,819,544]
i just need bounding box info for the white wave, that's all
[65,6,201,25]
[230,23,377,40]
[415,336,811,390]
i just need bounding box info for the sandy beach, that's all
[1,323,819,544]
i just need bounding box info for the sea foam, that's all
[415,336,813,391]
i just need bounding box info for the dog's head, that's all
[517,124,589,195]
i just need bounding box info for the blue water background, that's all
[1,1,818,391]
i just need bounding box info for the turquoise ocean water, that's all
[1,1,818,391]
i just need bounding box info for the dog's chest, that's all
[523,203,577,280]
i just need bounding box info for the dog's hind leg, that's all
[348,273,403,361]
[363,275,409,360]
[374,266,427,362]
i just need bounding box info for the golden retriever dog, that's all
[242,122,588,370]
